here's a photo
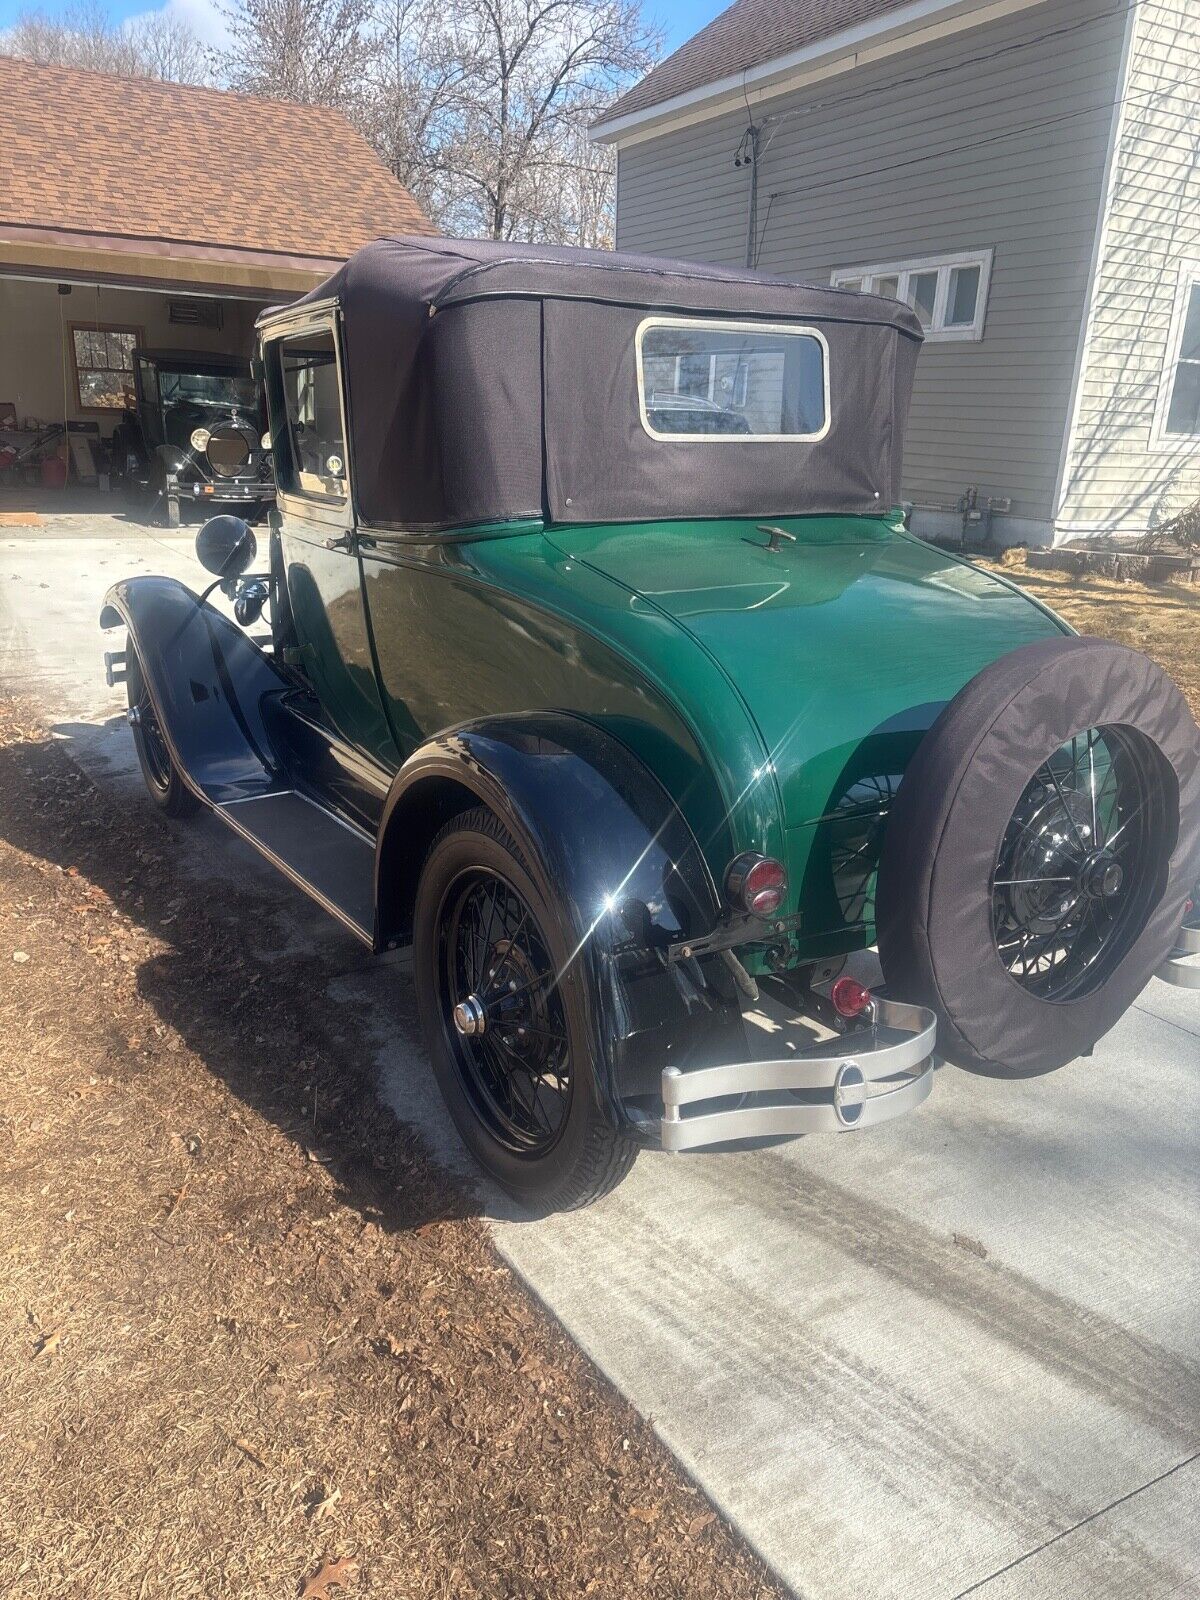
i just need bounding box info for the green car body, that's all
[291,509,1065,970]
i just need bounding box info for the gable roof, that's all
[595,0,978,136]
[0,54,432,264]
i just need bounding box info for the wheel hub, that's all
[452,994,487,1037]
[1080,851,1123,901]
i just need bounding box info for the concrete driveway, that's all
[2,510,1198,1600]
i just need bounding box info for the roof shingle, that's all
[0,54,433,260]
[599,0,920,126]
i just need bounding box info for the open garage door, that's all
[0,274,278,527]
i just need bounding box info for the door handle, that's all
[323,532,353,552]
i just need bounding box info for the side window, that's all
[277,329,348,500]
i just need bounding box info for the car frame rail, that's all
[660,995,936,1152]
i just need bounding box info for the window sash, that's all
[830,251,992,342]
[1151,265,1200,449]
[70,324,141,410]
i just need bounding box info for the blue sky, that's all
[0,0,727,54]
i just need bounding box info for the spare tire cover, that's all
[877,635,1200,1076]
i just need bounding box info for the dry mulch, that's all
[980,549,1200,720]
[0,698,783,1600]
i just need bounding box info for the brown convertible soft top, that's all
[272,236,924,532]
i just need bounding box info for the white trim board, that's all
[592,0,1050,148]
[1051,0,1140,521]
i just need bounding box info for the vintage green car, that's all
[101,239,1200,1211]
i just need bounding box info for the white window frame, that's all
[1150,257,1200,453]
[830,249,994,342]
[634,316,831,443]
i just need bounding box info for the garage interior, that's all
[0,274,273,515]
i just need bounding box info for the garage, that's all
[0,53,431,523]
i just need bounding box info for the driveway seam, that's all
[1132,1000,1200,1042]
[948,1448,1200,1598]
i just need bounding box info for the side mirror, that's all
[196,514,256,578]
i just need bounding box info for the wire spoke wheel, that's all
[132,679,173,792]
[991,725,1166,1003]
[437,867,573,1157]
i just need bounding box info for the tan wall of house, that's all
[0,277,265,439]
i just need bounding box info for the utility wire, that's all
[756,0,1142,131]
[760,85,1197,209]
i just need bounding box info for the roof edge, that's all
[591,0,1046,145]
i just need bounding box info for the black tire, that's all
[413,807,635,1212]
[877,635,1200,1077]
[125,637,200,819]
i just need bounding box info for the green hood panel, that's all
[545,516,1067,830]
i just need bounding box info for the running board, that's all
[215,790,375,946]
[1157,921,1200,990]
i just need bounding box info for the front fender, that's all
[377,714,748,1132]
[100,575,286,804]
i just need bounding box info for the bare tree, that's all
[126,9,212,84]
[431,0,659,241]
[217,0,374,108]
[5,2,139,74]
[3,0,210,81]
[360,0,474,220]
[359,0,657,241]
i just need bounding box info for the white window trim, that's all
[1149,256,1200,454]
[830,249,993,342]
[634,316,831,443]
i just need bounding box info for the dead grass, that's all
[0,699,784,1600]
[979,550,1200,720]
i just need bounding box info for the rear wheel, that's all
[413,808,635,1211]
[125,637,199,819]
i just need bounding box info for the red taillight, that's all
[725,852,788,918]
[831,977,873,1019]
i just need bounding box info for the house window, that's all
[1152,261,1200,446]
[830,251,993,342]
[71,325,141,409]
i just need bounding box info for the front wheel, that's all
[413,807,635,1212]
[125,637,199,819]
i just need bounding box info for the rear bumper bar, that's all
[660,995,936,1152]
[1157,922,1200,990]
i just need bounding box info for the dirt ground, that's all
[0,699,783,1600]
[979,551,1200,719]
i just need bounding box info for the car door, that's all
[260,307,399,771]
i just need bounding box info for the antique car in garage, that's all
[101,238,1200,1211]
[110,348,274,527]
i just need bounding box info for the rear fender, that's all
[100,575,287,805]
[376,715,747,1131]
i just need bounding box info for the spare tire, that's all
[877,635,1200,1076]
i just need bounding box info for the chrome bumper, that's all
[1157,922,1200,990]
[660,996,936,1153]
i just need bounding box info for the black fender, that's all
[376,715,748,1132]
[100,575,287,805]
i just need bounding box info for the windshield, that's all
[637,318,829,441]
[153,367,258,410]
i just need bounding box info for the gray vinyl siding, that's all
[1057,0,1200,535]
[615,0,1127,533]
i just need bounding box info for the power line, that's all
[760,85,1197,210]
[757,0,1142,132]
